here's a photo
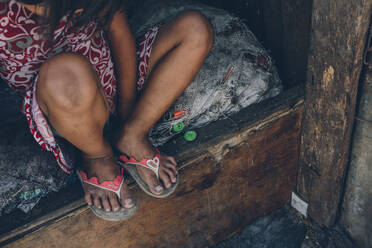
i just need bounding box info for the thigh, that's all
[146,11,213,78]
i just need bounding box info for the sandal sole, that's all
[77,171,138,221]
[90,201,138,221]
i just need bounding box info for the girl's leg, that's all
[117,11,214,195]
[36,53,134,212]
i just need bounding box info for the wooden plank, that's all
[297,0,372,227]
[2,100,303,248]
[0,87,304,242]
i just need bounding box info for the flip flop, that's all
[77,168,137,221]
[117,148,179,198]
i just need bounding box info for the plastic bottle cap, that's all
[173,122,185,132]
[184,130,197,141]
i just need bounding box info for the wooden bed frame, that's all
[0,87,304,247]
[0,0,371,246]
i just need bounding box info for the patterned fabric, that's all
[0,0,116,103]
[136,26,158,90]
[0,0,159,173]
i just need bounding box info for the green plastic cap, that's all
[184,130,197,142]
[173,122,185,133]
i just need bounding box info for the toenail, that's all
[125,199,133,206]
[155,185,163,192]
[114,207,119,211]
[105,209,110,212]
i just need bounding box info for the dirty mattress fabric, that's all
[130,0,282,145]
[0,84,69,215]
[0,1,282,215]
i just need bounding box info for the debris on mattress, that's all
[130,0,283,145]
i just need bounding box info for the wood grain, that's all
[297,0,372,227]
[3,102,303,248]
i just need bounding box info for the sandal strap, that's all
[119,148,161,179]
[77,168,125,199]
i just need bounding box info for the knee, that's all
[37,53,99,110]
[177,11,214,51]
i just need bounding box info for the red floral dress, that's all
[0,0,159,173]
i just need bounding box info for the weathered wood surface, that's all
[297,0,372,227]
[1,91,303,248]
[0,87,303,241]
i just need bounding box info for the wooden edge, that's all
[162,86,305,157]
[205,99,304,163]
[0,199,86,246]
[0,89,304,245]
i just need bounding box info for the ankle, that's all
[120,123,147,141]
[82,141,113,160]
[81,157,120,180]
[82,153,112,160]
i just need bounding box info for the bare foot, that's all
[116,128,178,196]
[80,154,135,212]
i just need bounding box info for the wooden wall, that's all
[298,0,372,227]
[263,0,312,89]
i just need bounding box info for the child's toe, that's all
[101,196,111,212]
